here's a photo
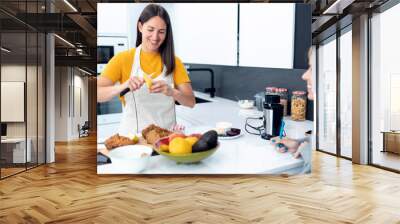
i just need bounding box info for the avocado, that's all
[191,130,218,153]
[200,130,218,149]
[192,139,209,153]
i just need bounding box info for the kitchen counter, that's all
[97,91,313,174]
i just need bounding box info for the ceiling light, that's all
[54,34,75,48]
[63,0,78,12]
[1,47,11,53]
[78,67,92,76]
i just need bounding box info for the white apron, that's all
[118,45,176,136]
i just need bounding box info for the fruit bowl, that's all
[154,136,219,164]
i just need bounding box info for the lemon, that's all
[143,73,153,89]
[169,137,192,154]
[185,137,199,147]
[132,135,139,144]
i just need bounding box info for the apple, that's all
[168,133,186,142]
[188,133,202,139]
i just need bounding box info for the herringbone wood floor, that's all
[1,134,400,224]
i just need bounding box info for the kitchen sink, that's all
[195,97,211,103]
[175,97,211,105]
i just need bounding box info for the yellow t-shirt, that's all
[100,48,190,87]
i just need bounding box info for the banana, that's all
[143,73,153,89]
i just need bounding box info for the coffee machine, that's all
[261,94,283,140]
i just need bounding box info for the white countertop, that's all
[97,91,313,174]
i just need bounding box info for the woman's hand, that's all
[150,80,173,96]
[121,76,145,92]
[98,76,144,103]
[270,137,300,153]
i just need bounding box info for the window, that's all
[370,2,400,171]
[317,36,337,155]
[339,28,352,158]
[0,1,46,179]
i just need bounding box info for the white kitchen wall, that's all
[127,3,148,49]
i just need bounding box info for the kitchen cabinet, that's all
[171,3,295,68]
[239,4,295,69]
[125,3,237,66]
[122,3,296,67]
[167,3,238,66]
[97,3,129,36]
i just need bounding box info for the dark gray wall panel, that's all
[187,64,314,121]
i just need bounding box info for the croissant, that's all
[142,124,172,145]
[104,134,135,150]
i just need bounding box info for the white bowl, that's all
[238,100,254,109]
[107,145,152,173]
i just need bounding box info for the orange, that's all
[169,137,192,154]
[159,144,169,152]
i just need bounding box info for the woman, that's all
[271,48,314,174]
[97,4,195,135]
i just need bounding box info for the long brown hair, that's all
[136,4,175,75]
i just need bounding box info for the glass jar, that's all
[278,88,289,116]
[291,91,307,121]
[265,87,277,95]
